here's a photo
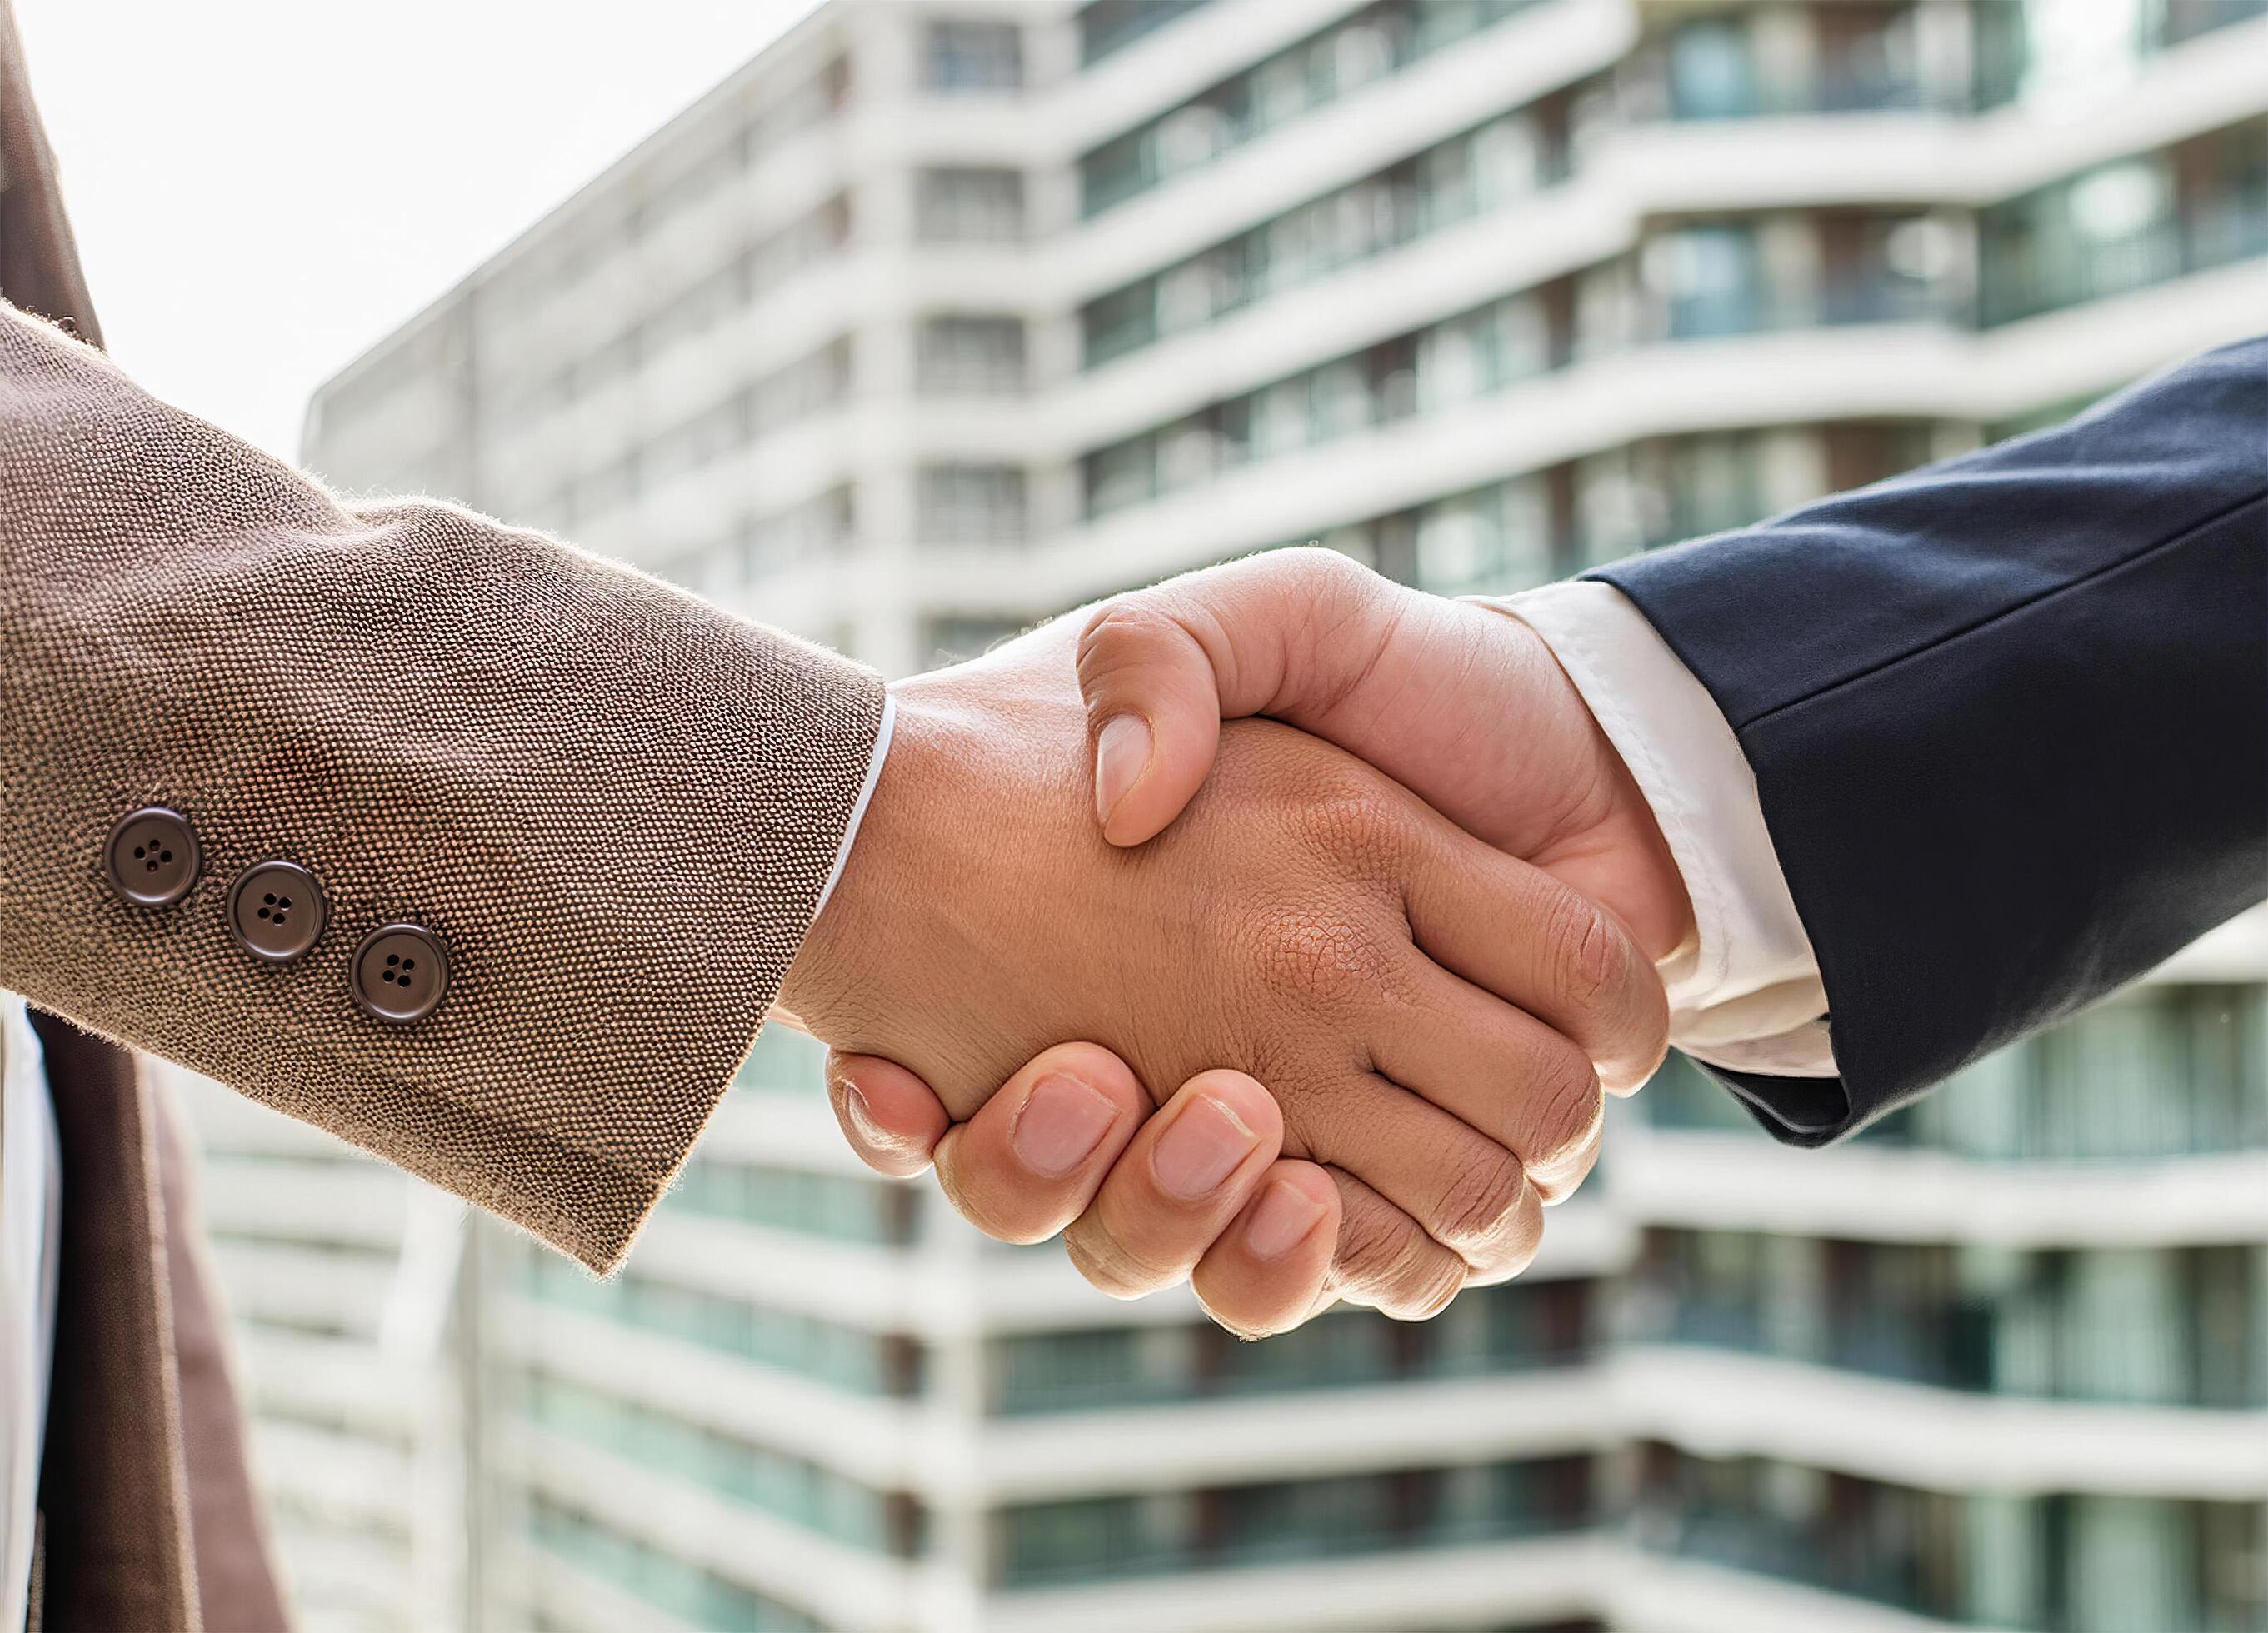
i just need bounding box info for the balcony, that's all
[1975,0,2268,111]
[526,1497,824,1632]
[1631,1231,2266,1411]
[515,1371,918,1557]
[1077,0,1543,219]
[1636,1447,2268,1631]
[1077,0,1215,68]
[1642,982,2268,1161]
[1982,196,2268,326]
[990,1280,1594,1416]
[996,1455,1593,1586]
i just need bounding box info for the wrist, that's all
[1471,595,1699,965]
[1586,705,1700,963]
[778,699,927,1034]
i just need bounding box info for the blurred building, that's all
[170,1069,470,1631]
[290,1,2268,1630]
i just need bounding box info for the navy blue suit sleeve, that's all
[1592,336,2268,1144]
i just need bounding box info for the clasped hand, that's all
[774,550,1690,1334]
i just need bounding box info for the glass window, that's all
[925,20,1022,92]
[917,463,1027,542]
[914,167,1025,242]
[916,316,1026,394]
[1654,222,1765,338]
[1077,0,1211,66]
[1666,13,1757,118]
[1076,1,1536,217]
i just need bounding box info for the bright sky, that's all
[17,0,819,462]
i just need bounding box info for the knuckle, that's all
[931,1167,1045,1247]
[1547,891,1635,1015]
[1062,1219,1182,1301]
[1271,543,1368,596]
[1290,782,1411,880]
[1256,911,1399,1007]
[1521,1046,1606,1173]
[1331,1205,1462,1321]
[1427,1146,1533,1251]
[1076,597,1179,678]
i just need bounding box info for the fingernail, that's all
[1245,1179,1328,1261]
[842,1086,890,1149]
[1011,1073,1117,1178]
[1093,714,1152,826]
[1151,1093,1260,1201]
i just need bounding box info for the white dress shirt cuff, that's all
[1485,582,1837,1078]
[814,691,895,919]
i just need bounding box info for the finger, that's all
[1296,1074,1546,1284]
[1077,602,1221,847]
[826,1051,954,1179]
[1399,831,1670,1094]
[1076,547,1404,846]
[927,1043,1152,1244]
[1191,1160,1339,1337]
[1367,973,1606,1204]
[1062,1070,1283,1299]
[1323,1166,1473,1321]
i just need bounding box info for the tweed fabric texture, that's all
[0,302,886,1271]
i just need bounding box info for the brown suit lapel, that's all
[0,1,99,344]
[25,1015,198,1632]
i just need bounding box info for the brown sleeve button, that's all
[350,923,452,1024]
[104,807,202,907]
[227,861,328,964]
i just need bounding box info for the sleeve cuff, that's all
[815,690,895,918]
[1480,581,1837,1079]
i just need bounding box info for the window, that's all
[925,20,1022,92]
[997,1456,1594,1585]
[527,1499,824,1628]
[1077,0,1210,66]
[917,463,1027,543]
[915,167,1024,242]
[916,316,1026,394]
[742,486,855,578]
[523,1256,923,1396]
[670,1157,917,1246]
[1651,222,1765,338]
[1076,1,1536,217]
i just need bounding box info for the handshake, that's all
[774,548,1691,1336]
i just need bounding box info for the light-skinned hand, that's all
[777,607,1667,1319]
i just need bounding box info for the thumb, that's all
[825,1051,952,1178]
[1075,547,1401,846]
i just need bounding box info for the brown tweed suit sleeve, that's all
[0,302,887,1271]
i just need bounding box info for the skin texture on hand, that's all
[778,615,1666,1318]
[1077,547,1696,966]
[828,1046,1345,1337]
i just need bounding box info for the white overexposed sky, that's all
[17,0,819,462]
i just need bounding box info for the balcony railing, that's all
[1633,1226,2267,1411]
[993,1332,1593,1416]
[1639,984,2268,1160]
[1077,0,1540,218]
[1639,1468,2266,1632]
[1661,274,1949,341]
[1077,0,1212,67]
[1975,0,2268,110]
[999,1490,1591,1587]
[1981,201,2268,326]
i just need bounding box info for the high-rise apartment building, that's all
[170,1068,471,1631]
[290,2,2268,1629]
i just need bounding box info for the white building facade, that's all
[292,2,2268,1630]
